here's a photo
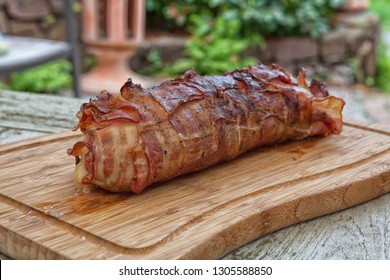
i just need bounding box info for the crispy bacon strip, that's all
[68,64,345,193]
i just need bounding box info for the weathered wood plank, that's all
[224,192,390,260]
[0,127,45,145]
[0,90,85,144]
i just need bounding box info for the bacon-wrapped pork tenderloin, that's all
[68,64,345,193]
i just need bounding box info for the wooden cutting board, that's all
[0,120,389,260]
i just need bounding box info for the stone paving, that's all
[330,85,390,126]
[323,31,390,124]
[332,30,390,127]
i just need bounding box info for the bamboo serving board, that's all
[0,120,390,260]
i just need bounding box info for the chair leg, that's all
[65,0,82,98]
[71,47,82,98]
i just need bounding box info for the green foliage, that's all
[168,15,257,75]
[9,60,72,93]
[368,0,390,92]
[369,0,390,30]
[146,0,345,38]
[43,14,56,26]
[375,43,390,93]
[144,0,345,76]
[138,48,164,76]
[0,81,10,90]
[83,54,97,73]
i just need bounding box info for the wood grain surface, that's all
[0,120,389,259]
[0,89,85,145]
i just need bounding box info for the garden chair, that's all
[0,0,81,97]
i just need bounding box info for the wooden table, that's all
[0,89,389,260]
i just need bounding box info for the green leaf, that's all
[144,0,346,77]
[9,59,72,93]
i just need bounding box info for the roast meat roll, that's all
[68,64,345,193]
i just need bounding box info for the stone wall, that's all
[259,11,380,85]
[0,0,67,40]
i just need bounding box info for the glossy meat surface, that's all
[68,64,345,192]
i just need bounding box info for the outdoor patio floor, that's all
[330,85,390,126]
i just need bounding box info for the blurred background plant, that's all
[0,60,72,94]
[0,54,94,95]
[147,0,345,38]
[369,0,390,31]
[369,0,390,93]
[143,0,346,76]
[374,42,390,93]
[161,15,257,75]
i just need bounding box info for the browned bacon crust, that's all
[68,64,345,193]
